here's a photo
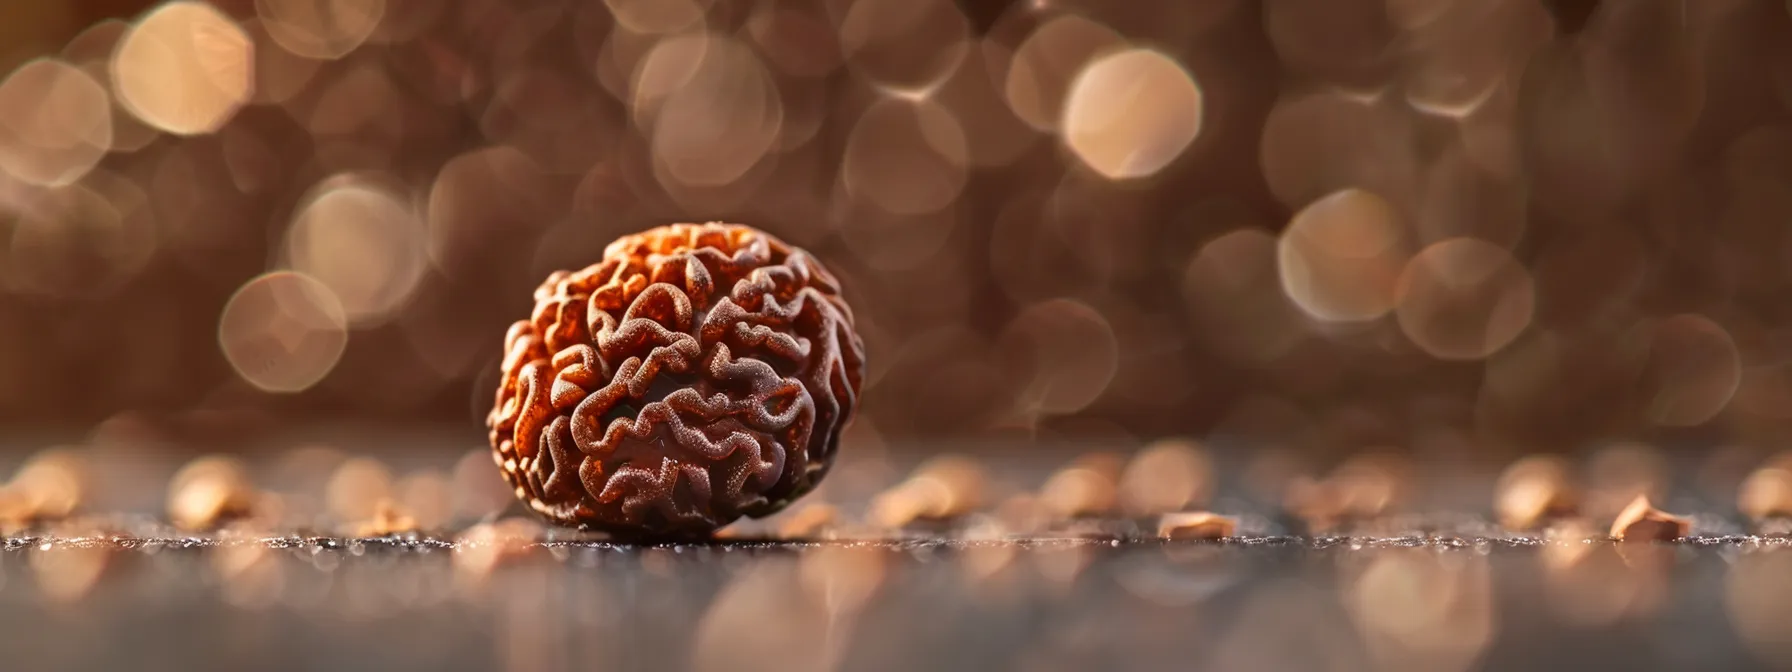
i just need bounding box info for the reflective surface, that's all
[0,432,1786,671]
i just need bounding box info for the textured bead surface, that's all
[486,223,865,537]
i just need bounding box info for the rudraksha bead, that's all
[486,223,865,538]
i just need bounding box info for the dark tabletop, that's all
[0,430,1788,672]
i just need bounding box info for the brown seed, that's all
[869,454,985,527]
[485,222,867,539]
[1117,438,1214,515]
[1157,511,1237,540]
[1494,455,1580,530]
[1609,495,1689,541]
[8,448,89,521]
[1738,465,1792,520]
[351,498,419,536]
[166,456,259,531]
[1039,452,1124,518]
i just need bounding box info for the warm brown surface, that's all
[487,223,865,537]
[1,461,1790,672]
[4,437,1792,670]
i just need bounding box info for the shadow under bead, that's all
[485,222,867,539]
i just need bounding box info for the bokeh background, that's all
[17,5,1792,670]
[0,0,1781,457]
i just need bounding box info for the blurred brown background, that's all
[0,0,1783,456]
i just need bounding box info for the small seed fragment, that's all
[166,456,260,531]
[1495,455,1579,530]
[1040,452,1123,518]
[1609,495,1689,541]
[1157,511,1237,540]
